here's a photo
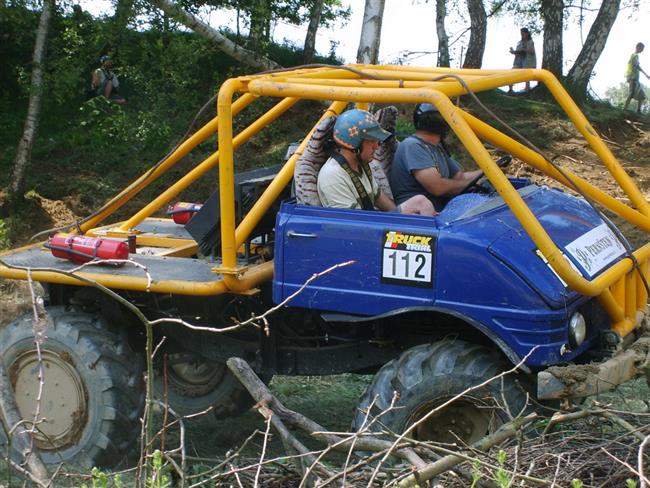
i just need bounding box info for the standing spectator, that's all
[508,28,536,93]
[91,55,126,105]
[624,42,649,113]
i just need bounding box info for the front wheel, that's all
[0,306,144,468]
[353,340,533,444]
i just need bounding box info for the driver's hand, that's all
[471,175,493,194]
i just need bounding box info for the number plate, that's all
[381,231,434,287]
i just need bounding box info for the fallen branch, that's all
[543,409,594,436]
[395,414,541,488]
[597,409,648,442]
[0,356,50,487]
[367,346,538,486]
[226,357,426,466]
[640,433,650,488]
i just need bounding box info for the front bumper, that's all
[537,336,650,400]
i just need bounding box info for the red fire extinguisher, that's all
[46,234,129,265]
[167,202,203,224]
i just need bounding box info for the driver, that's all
[390,103,483,212]
[317,109,436,215]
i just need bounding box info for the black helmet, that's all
[413,103,448,138]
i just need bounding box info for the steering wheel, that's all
[458,155,512,195]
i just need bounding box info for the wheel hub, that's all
[410,397,495,445]
[167,355,225,397]
[11,349,87,451]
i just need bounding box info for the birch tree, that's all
[435,0,450,67]
[303,0,324,63]
[565,0,620,96]
[462,0,487,68]
[149,0,281,71]
[540,0,563,77]
[356,0,385,64]
[7,0,54,207]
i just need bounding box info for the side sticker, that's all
[381,230,434,288]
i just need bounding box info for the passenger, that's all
[389,103,483,213]
[317,109,436,215]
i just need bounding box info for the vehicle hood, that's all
[450,186,628,308]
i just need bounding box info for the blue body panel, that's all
[273,183,620,368]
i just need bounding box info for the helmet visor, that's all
[364,125,392,143]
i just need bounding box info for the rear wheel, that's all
[0,306,144,468]
[155,352,255,418]
[353,340,532,444]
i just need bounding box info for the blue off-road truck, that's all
[1,65,649,467]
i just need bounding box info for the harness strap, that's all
[331,152,375,210]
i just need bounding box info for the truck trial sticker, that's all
[564,223,626,278]
[381,231,434,287]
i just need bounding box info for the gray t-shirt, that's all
[390,135,461,211]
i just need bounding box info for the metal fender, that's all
[320,305,529,373]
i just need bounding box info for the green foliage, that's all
[571,479,584,488]
[627,479,638,488]
[0,219,10,250]
[147,450,171,488]
[76,97,172,153]
[0,1,345,198]
[215,0,350,36]
[80,467,108,488]
[470,459,483,488]
[605,82,649,114]
[494,449,511,488]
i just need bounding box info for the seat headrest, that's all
[294,116,336,206]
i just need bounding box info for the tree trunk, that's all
[248,15,263,52]
[111,0,134,44]
[149,0,281,71]
[7,0,53,206]
[248,0,272,53]
[303,0,324,64]
[236,5,241,40]
[541,0,564,78]
[356,0,385,64]
[462,0,487,68]
[435,0,450,67]
[565,0,620,96]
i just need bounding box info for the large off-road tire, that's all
[0,306,144,468]
[353,340,532,444]
[155,353,256,419]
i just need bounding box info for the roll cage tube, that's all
[1,65,647,337]
[215,66,649,336]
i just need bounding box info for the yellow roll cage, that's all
[1,65,648,338]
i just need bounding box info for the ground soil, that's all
[0,98,649,481]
